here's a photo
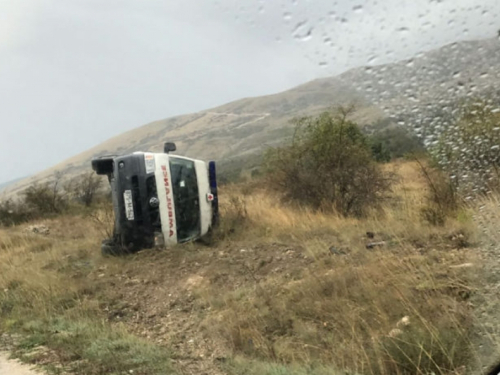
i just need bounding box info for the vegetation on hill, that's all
[431,99,500,196]
[0,106,499,374]
[0,158,488,375]
[264,107,391,216]
[0,172,105,227]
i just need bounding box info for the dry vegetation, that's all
[0,160,497,375]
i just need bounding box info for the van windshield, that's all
[169,157,200,242]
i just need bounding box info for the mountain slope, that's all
[4,37,500,195]
[0,177,26,193]
[338,38,500,140]
[4,78,382,194]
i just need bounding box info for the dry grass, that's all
[219,160,473,247]
[207,160,481,375]
[0,217,175,374]
[0,160,492,375]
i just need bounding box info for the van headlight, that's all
[149,197,160,208]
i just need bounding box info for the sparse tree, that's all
[23,171,67,214]
[69,171,104,207]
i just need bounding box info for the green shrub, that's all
[369,126,424,162]
[264,107,391,217]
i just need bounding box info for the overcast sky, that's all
[0,0,499,184]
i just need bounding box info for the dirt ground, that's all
[0,353,40,375]
[94,240,312,375]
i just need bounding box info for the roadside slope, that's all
[0,161,492,375]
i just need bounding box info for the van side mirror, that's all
[164,142,176,153]
[92,157,115,175]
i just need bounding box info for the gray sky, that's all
[0,0,499,184]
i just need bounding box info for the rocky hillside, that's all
[4,37,499,195]
[339,37,500,142]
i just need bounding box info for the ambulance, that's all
[92,143,218,254]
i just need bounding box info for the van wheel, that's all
[101,239,122,256]
[197,229,215,246]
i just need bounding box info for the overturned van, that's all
[92,143,218,254]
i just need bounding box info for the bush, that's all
[264,107,391,217]
[22,171,68,216]
[369,126,425,162]
[0,199,32,226]
[23,183,67,215]
[431,99,500,196]
[415,157,459,226]
[0,172,68,226]
[66,171,104,207]
[0,171,108,227]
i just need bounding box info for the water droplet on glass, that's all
[293,20,307,33]
[353,5,363,13]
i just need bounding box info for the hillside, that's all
[4,37,500,195]
[339,37,500,142]
[1,160,498,374]
[0,177,26,193]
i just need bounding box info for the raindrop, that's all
[293,20,307,33]
[353,5,363,13]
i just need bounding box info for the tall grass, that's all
[207,160,480,375]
